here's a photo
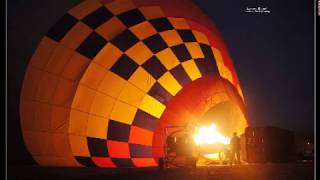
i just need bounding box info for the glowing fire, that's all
[193,123,230,145]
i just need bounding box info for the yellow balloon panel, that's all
[118,82,145,107]
[80,62,106,90]
[158,72,182,96]
[110,101,137,125]
[192,30,210,45]
[155,48,180,70]
[71,85,96,112]
[128,67,156,92]
[125,42,153,65]
[185,42,205,59]
[93,43,123,69]
[129,21,157,40]
[139,95,166,119]
[86,115,109,139]
[168,17,191,30]
[98,71,127,98]
[181,60,202,81]
[139,6,165,20]
[89,91,116,118]
[60,22,93,50]
[159,30,183,47]
[69,135,90,157]
[95,17,127,41]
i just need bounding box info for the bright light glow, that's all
[193,123,230,145]
[203,153,220,160]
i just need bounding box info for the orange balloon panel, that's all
[20,0,247,167]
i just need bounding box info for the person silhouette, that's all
[230,132,241,165]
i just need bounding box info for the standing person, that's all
[230,132,241,165]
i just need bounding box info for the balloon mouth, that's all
[193,123,231,161]
[193,123,230,145]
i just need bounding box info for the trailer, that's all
[241,126,295,163]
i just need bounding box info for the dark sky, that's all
[194,0,314,133]
[7,0,314,165]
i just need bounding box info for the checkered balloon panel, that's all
[20,0,247,167]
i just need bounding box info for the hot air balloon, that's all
[20,0,248,167]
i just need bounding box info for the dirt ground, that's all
[7,162,314,180]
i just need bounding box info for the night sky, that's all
[7,0,314,165]
[193,0,314,133]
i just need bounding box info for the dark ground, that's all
[7,163,314,180]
